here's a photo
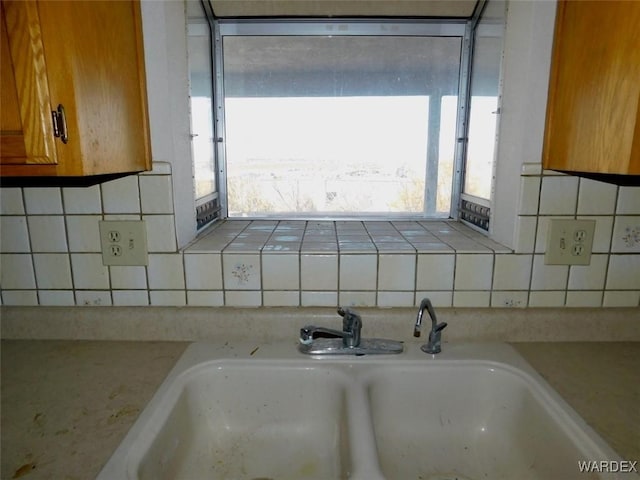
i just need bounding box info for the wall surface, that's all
[1,165,639,308]
[0,0,639,309]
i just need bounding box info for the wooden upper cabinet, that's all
[542,0,640,179]
[0,0,151,180]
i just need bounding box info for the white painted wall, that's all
[141,0,196,249]
[491,0,557,248]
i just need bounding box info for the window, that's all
[460,0,506,229]
[187,0,219,228]
[191,2,505,227]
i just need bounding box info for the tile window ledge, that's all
[185,220,511,255]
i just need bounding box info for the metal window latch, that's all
[51,104,68,144]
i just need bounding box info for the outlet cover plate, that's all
[99,220,148,266]
[545,219,595,265]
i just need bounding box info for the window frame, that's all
[459,0,506,232]
[212,18,472,221]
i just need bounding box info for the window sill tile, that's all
[185,219,510,255]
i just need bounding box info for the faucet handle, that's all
[434,321,448,334]
[422,322,447,354]
[337,307,362,347]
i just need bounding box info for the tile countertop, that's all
[1,341,638,480]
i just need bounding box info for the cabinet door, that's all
[1,0,150,178]
[34,0,151,176]
[0,1,59,169]
[543,0,640,176]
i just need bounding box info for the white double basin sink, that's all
[98,342,634,480]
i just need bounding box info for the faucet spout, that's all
[300,307,362,348]
[299,325,349,343]
[298,306,403,355]
[414,298,447,354]
[414,297,436,337]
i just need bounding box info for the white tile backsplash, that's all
[113,290,150,306]
[603,290,640,307]
[492,254,532,291]
[339,291,377,307]
[340,254,377,291]
[1,216,30,252]
[38,290,75,306]
[1,254,36,289]
[538,176,578,215]
[531,255,569,290]
[577,179,618,215]
[263,290,300,306]
[578,216,613,253]
[491,291,528,308]
[606,255,640,290]
[225,290,261,307]
[514,216,537,253]
[184,253,222,290]
[566,291,603,307]
[110,265,148,290]
[377,291,414,307]
[75,290,112,306]
[149,290,186,306]
[222,253,261,290]
[66,216,102,252]
[301,254,338,291]
[568,255,608,290]
[23,188,63,215]
[2,166,640,311]
[71,254,110,289]
[0,188,25,215]
[378,254,415,291]
[416,254,454,291]
[535,216,571,253]
[139,175,174,214]
[454,254,493,290]
[300,291,337,307]
[1,290,38,305]
[453,291,491,307]
[415,291,453,307]
[262,253,299,290]
[27,216,68,252]
[148,254,185,289]
[186,290,224,306]
[616,187,640,214]
[518,176,541,215]
[144,215,177,252]
[62,186,102,214]
[101,176,140,213]
[611,216,640,252]
[528,291,566,307]
[32,254,72,289]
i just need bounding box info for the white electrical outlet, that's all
[99,220,148,266]
[545,219,595,265]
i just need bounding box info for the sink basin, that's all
[128,363,351,480]
[98,343,634,480]
[366,363,610,480]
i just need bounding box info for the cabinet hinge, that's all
[51,104,69,144]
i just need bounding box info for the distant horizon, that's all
[224,95,456,215]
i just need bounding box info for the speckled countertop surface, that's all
[1,341,638,480]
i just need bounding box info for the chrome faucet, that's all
[413,297,447,354]
[299,307,403,355]
[300,307,362,348]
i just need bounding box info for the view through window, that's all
[219,32,463,218]
[463,0,506,203]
